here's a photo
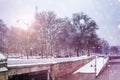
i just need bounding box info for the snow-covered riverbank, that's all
[73,56,109,76]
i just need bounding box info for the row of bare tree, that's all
[0,11,111,58]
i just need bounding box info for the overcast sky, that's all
[0,0,120,46]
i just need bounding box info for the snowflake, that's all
[118,24,120,30]
[80,19,85,24]
[110,36,114,40]
[110,3,113,6]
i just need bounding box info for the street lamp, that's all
[92,47,95,55]
[98,46,100,55]
[107,65,111,80]
[30,47,33,56]
[95,56,97,80]
[92,47,97,79]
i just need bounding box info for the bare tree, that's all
[72,12,98,56]
[99,39,109,54]
[33,11,67,57]
[110,46,118,54]
[0,19,8,54]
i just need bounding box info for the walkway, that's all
[97,59,120,80]
[7,55,89,67]
[73,56,108,76]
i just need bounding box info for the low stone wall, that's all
[51,57,93,80]
[79,73,95,80]
[0,72,8,80]
[8,64,51,76]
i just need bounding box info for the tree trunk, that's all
[87,47,90,56]
[76,49,79,57]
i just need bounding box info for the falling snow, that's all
[118,0,120,2]
[118,24,120,30]
[0,0,120,45]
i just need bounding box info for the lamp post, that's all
[30,47,33,56]
[95,55,97,80]
[93,47,97,80]
[107,65,110,80]
[98,46,100,55]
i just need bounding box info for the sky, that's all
[0,0,120,46]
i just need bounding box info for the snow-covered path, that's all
[73,56,108,76]
[7,55,90,67]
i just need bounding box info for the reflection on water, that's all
[57,73,90,80]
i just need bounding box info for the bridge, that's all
[0,54,93,80]
[109,55,120,60]
[0,54,120,80]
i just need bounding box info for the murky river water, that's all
[57,73,85,80]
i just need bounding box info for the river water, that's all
[57,69,100,80]
[57,73,89,80]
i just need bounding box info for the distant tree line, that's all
[0,11,113,58]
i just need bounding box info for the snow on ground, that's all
[73,56,108,76]
[0,53,6,60]
[0,67,8,72]
[8,55,91,67]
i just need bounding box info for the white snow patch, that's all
[0,53,6,60]
[118,24,120,30]
[80,19,85,24]
[73,56,108,76]
[0,67,8,72]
